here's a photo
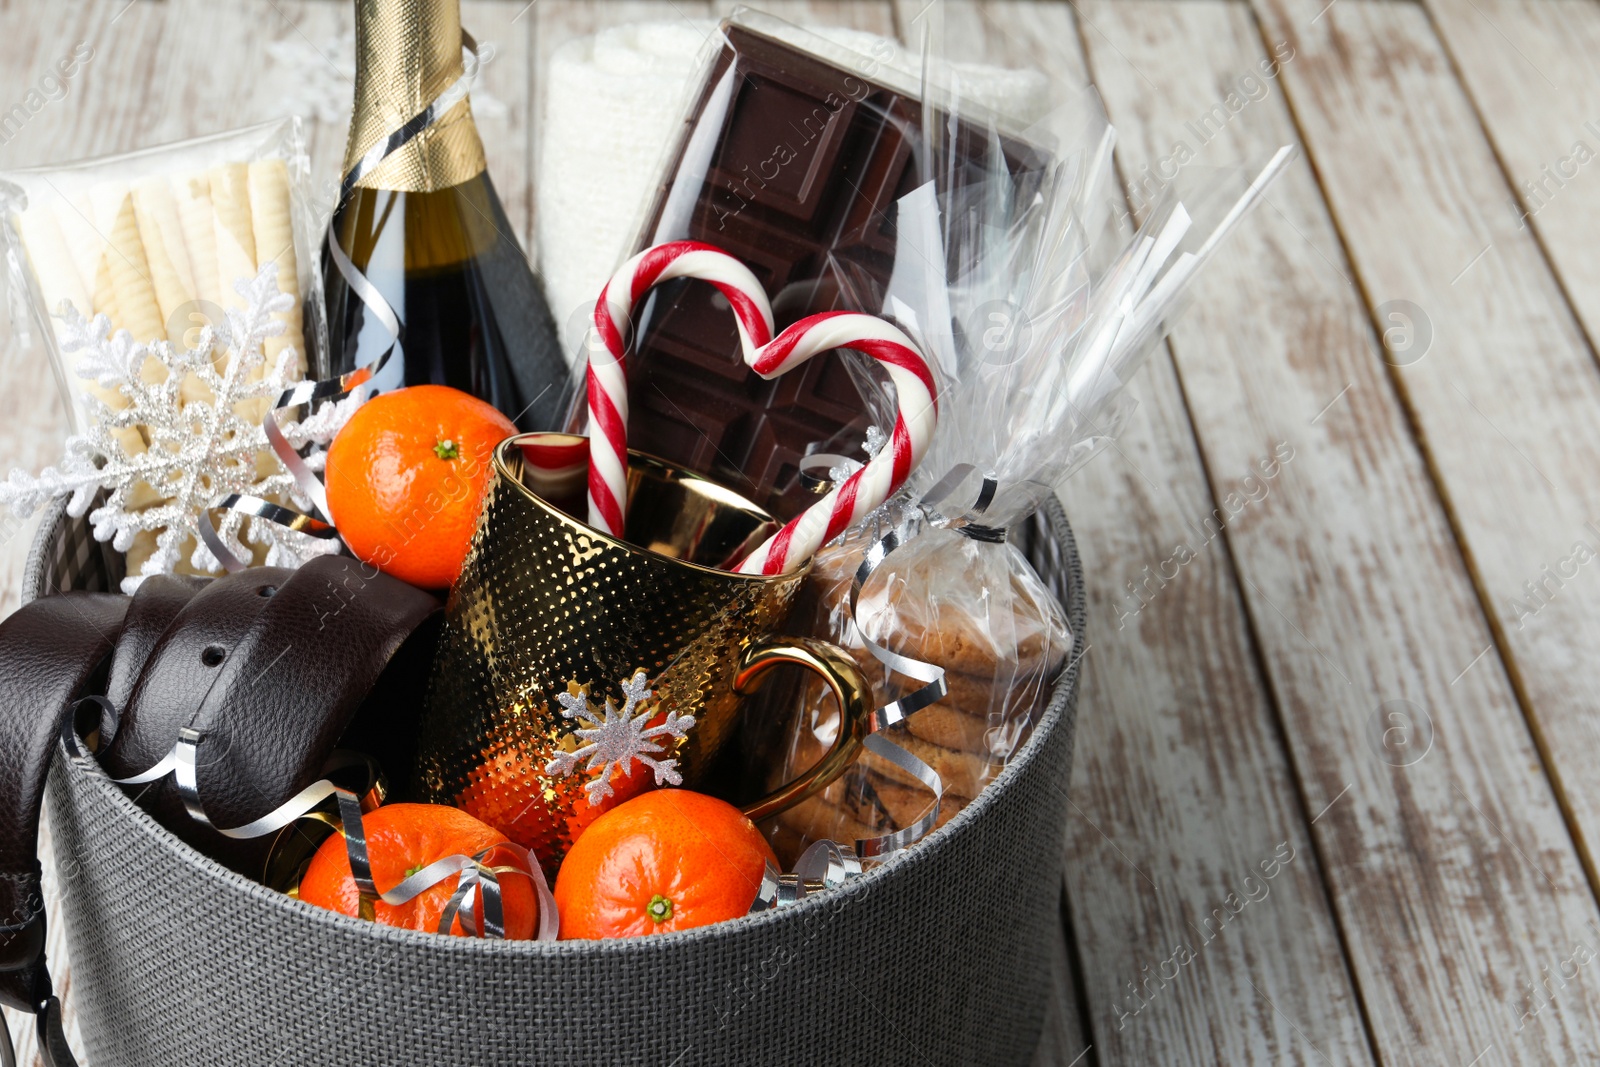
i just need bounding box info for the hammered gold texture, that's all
[343,0,486,192]
[416,440,806,869]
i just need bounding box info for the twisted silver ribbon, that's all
[61,697,557,941]
[201,33,482,572]
[851,464,1001,857]
[765,463,1003,880]
[749,839,865,912]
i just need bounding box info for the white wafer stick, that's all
[94,183,165,350]
[209,163,255,311]
[172,173,221,310]
[248,158,303,374]
[133,176,197,348]
[15,208,90,338]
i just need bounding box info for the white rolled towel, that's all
[536,20,1049,361]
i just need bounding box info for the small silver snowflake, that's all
[544,670,696,805]
[0,262,351,592]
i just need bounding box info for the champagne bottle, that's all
[324,0,570,430]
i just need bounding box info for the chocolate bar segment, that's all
[582,19,1041,517]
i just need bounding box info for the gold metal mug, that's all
[413,433,873,867]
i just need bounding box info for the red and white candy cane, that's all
[586,241,775,535]
[733,312,937,575]
[583,241,937,573]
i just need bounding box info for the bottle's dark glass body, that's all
[322,171,569,431]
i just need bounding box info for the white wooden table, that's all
[5,1,1600,1063]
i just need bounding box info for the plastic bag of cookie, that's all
[757,501,1072,862]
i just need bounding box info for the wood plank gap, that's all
[941,4,1371,1063]
[1400,0,1600,905]
[1239,0,1600,922]
[1086,0,1600,1059]
[1164,308,1392,1067]
[1070,8,1388,1062]
[1411,0,1600,382]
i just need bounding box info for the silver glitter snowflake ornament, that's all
[544,670,697,804]
[0,262,349,593]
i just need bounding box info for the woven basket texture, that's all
[23,497,1085,1067]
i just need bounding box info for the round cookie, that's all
[863,728,998,801]
[864,772,967,833]
[903,702,993,754]
[775,790,879,851]
[811,532,1073,679]
[917,674,1049,749]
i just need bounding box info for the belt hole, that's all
[258,585,277,598]
[201,646,226,667]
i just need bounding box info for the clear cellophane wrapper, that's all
[743,7,1289,860]
[761,502,1073,865]
[0,118,329,580]
[0,117,327,435]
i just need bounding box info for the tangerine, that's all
[324,384,516,589]
[299,803,539,939]
[553,790,777,939]
[461,745,659,870]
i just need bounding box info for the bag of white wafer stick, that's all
[0,117,326,434]
[752,39,1294,862]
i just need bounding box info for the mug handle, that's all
[733,636,874,822]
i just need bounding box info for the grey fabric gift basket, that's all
[21,495,1085,1067]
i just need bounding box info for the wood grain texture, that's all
[1100,0,1600,1061]
[1422,0,1600,336]
[1421,0,1600,883]
[899,2,1369,1064]
[0,0,119,621]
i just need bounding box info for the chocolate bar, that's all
[572,18,1045,518]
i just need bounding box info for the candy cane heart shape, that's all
[586,241,776,535]
[736,312,938,575]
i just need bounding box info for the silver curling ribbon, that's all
[775,461,1004,869]
[60,698,557,941]
[202,33,483,571]
[750,839,866,912]
[848,464,1005,859]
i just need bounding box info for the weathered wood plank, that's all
[1421,0,1600,877]
[465,0,537,242]
[898,2,1368,1063]
[1097,0,1600,1061]
[713,0,895,32]
[1422,0,1600,333]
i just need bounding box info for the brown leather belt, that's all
[0,556,439,1065]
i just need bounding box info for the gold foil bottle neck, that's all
[341,0,486,192]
